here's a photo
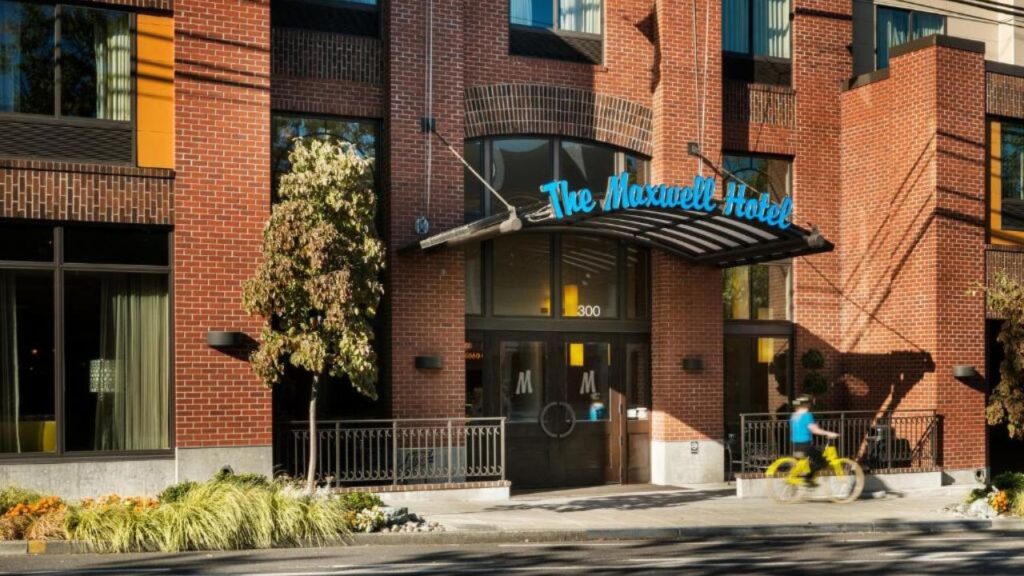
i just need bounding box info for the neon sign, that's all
[539,171,793,230]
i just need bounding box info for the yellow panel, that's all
[136,14,174,169]
[757,338,774,364]
[569,343,584,367]
[563,284,579,317]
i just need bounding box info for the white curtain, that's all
[94,275,169,451]
[560,0,601,34]
[94,12,130,121]
[510,0,534,27]
[0,272,19,454]
[722,0,750,53]
[876,8,909,69]
[912,12,945,40]
[754,0,790,58]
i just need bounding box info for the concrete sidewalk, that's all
[388,483,1011,538]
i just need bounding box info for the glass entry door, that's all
[490,332,625,488]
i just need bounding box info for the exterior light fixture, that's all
[681,356,703,372]
[207,331,241,348]
[953,365,976,379]
[414,355,444,370]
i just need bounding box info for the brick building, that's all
[0,0,1020,498]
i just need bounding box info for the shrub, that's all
[158,481,198,504]
[353,506,386,533]
[966,486,993,504]
[800,349,825,371]
[213,470,270,489]
[0,486,42,516]
[339,492,382,511]
[992,472,1024,493]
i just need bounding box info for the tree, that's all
[976,272,1024,440]
[243,138,384,492]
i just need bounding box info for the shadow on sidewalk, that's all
[488,485,735,513]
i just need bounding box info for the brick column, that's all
[385,0,465,419]
[173,0,272,478]
[649,0,725,484]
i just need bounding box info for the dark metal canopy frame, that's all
[414,200,833,268]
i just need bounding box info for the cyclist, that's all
[790,395,838,487]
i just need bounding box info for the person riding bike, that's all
[790,395,838,487]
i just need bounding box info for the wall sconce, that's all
[953,365,976,379]
[415,355,444,370]
[207,331,241,348]
[681,356,704,372]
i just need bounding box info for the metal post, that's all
[392,420,398,485]
[886,413,893,470]
[740,414,746,473]
[334,421,341,487]
[447,419,453,484]
[840,412,845,457]
[500,417,506,481]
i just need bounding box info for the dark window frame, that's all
[0,220,173,462]
[874,5,947,70]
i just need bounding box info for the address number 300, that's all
[577,305,602,318]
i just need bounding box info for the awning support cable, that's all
[432,128,516,214]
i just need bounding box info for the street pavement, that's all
[3,531,1024,575]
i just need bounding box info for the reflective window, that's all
[724,262,791,321]
[60,6,130,120]
[64,272,169,451]
[465,338,484,417]
[465,243,482,315]
[723,0,791,59]
[626,246,649,319]
[501,341,546,422]
[876,7,945,69]
[464,140,484,223]
[64,226,168,266]
[724,335,791,438]
[559,140,616,196]
[493,234,551,317]
[0,270,55,454]
[492,138,553,208]
[561,235,617,319]
[271,114,377,195]
[0,223,53,262]
[0,1,55,115]
[999,121,1024,231]
[723,154,791,201]
[510,0,602,34]
[565,342,611,421]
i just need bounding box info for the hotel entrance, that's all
[467,332,650,488]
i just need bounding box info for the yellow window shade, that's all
[137,15,174,169]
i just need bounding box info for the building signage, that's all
[539,171,793,230]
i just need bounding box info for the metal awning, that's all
[415,201,833,267]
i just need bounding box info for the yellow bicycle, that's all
[765,442,865,504]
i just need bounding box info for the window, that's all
[0,224,171,456]
[723,153,791,201]
[561,235,618,318]
[724,335,791,437]
[990,120,1024,237]
[271,114,378,197]
[723,0,791,58]
[510,0,602,34]
[271,0,380,37]
[492,138,554,209]
[0,2,130,121]
[876,7,945,69]
[493,234,552,317]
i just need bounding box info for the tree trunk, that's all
[306,374,319,494]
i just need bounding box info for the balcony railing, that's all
[738,410,939,474]
[279,417,506,487]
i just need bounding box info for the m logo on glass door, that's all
[515,370,533,395]
[579,370,596,395]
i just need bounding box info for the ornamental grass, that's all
[0,474,362,553]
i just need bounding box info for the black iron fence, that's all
[279,417,506,487]
[739,410,939,473]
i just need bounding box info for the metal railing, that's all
[279,417,505,487]
[739,410,939,473]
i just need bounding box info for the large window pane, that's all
[912,12,945,39]
[271,115,377,195]
[753,0,790,59]
[1002,122,1024,231]
[0,1,55,115]
[561,235,617,318]
[493,234,551,317]
[0,223,53,262]
[724,263,791,320]
[464,140,484,222]
[723,154,791,201]
[626,245,649,319]
[510,0,554,28]
[465,337,484,417]
[722,0,750,53]
[64,272,169,452]
[0,270,55,454]
[876,7,909,69]
[60,6,130,121]
[559,140,615,196]
[566,341,610,421]
[501,341,545,422]
[465,242,482,315]
[724,335,790,438]
[559,0,601,34]
[492,138,553,208]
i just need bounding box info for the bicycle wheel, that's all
[766,457,803,504]
[827,458,865,504]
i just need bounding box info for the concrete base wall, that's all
[379,485,510,503]
[0,458,175,500]
[175,445,273,482]
[943,467,988,487]
[736,471,943,499]
[651,439,725,485]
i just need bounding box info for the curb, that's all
[4,519,1010,554]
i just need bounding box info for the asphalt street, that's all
[2,531,1023,575]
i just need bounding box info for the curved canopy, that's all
[416,201,833,268]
